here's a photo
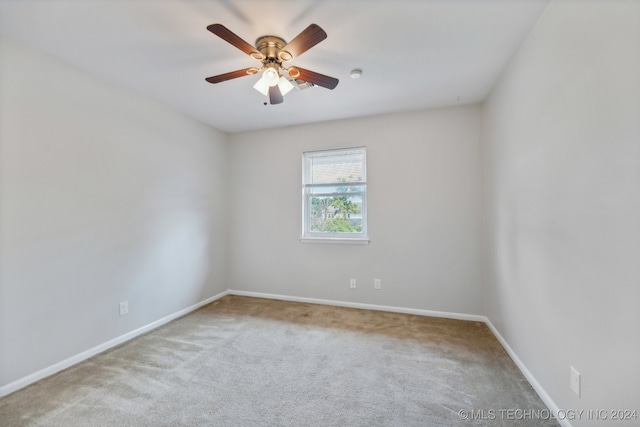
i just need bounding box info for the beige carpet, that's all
[0,295,558,426]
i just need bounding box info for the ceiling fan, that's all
[205,23,339,105]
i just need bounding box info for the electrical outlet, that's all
[570,366,581,397]
[350,279,356,289]
[374,279,381,290]
[119,301,129,316]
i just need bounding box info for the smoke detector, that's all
[350,69,362,79]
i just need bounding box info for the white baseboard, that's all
[0,290,229,398]
[228,289,487,322]
[484,320,572,427]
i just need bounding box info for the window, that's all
[301,147,368,244]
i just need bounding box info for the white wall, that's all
[6,2,638,418]
[482,0,640,423]
[228,106,483,315]
[0,35,229,388]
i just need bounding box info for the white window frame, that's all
[300,147,369,245]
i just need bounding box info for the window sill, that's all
[299,236,370,245]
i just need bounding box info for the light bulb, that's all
[263,68,279,87]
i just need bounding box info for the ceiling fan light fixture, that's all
[253,77,269,96]
[253,66,280,96]
[278,77,294,96]
[263,67,280,87]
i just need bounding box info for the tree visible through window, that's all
[302,147,368,242]
[310,178,362,232]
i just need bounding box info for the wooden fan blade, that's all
[293,67,339,90]
[205,68,258,84]
[207,24,264,60]
[278,24,327,62]
[269,85,284,105]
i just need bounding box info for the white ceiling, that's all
[0,0,550,133]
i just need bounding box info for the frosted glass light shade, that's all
[253,77,269,96]
[263,68,279,87]
[254,74,294,98]
[278,77,294,96]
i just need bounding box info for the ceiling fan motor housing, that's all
[255,36,287,62]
